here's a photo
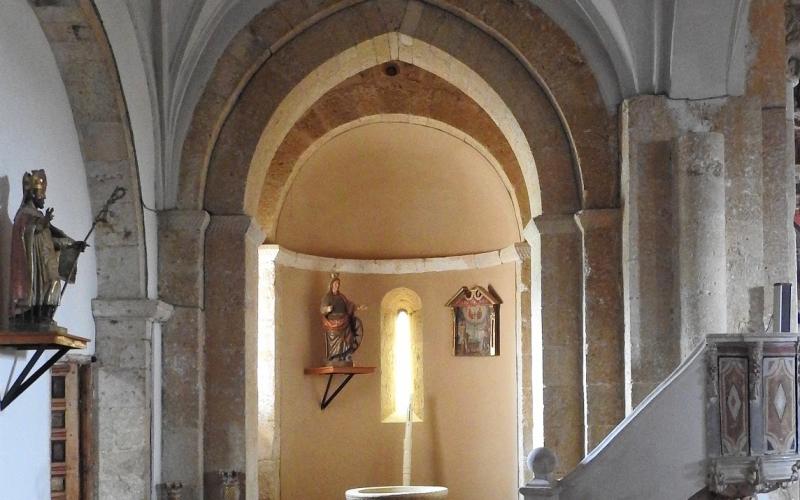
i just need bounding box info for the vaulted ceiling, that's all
[110,0,754,208]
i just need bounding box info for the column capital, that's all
[158,209,210,232]
[92,299,174,322]
[524,214,578,241]
[574,208,621,233]
[159,210,211,307]
[207,214,266,246]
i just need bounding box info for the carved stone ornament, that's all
[221,471,240,500]
[708,459,727,494]
[749,342,763,402]
[707,343,719,401]
[166,482,183,500]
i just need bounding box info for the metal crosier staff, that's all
[59,185,127,300]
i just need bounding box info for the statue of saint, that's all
[320,274,365,366]
[9,170,87,330]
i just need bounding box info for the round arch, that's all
[27,1,156,499]
[167,0,624,496]
[258,60,527,240]
[177,0,617,215]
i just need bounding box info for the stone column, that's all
[526,214,583,474]
[511,242,534,484]
[158,210,210,499]
[204,215,265,499]
[762,97,797,331]
[257,246,280,500]
[574,209,625,451]
[92,299,173,500]
[673,133,727,355]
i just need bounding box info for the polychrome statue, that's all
[320,273,365,366]
[9,170,86,330]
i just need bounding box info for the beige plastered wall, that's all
[276,264,518,500]
[275,122,520,259]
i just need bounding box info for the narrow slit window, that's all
[394,309,412,418]
[381,288,423,423]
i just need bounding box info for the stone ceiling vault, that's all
[257,61,526,241]
[179,0,617,219]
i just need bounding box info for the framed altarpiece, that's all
[446,285,501,357]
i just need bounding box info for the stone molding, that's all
[526,214,579,238]
[265,243,525,274]
[512,242,532,261]
[92,299,174,322]
[574,208,621,232]
[207,214,266,247]
[159,209,211,232]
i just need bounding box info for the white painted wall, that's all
[0,1,98,498]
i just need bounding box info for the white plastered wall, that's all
[0,0,98,498]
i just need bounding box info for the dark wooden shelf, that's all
[304,365,376,409]
[0,329,90,410]
[0,330,89,350]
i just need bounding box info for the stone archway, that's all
[176,0,616,213]
[28,1,166,499]
[163,0,624,497]
[258,60,527,240]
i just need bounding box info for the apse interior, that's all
[257,120,524,500]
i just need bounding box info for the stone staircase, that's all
[521,335,800,500]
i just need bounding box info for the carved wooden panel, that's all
[51,363,79,500]
[720,357,749,456]
[763,357,796,454]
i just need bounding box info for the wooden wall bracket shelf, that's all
[0,330,89,410]
[304,366,376,410]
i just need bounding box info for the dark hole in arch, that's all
[384,63,399,77]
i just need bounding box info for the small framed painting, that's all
[445,286,501,356]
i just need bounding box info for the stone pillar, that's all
[204,215,265,499]
[673,133,727,356]
[574,209,625,451]
[92,299,173,500]
[512,242,534,484]
[621,96,682,409]
[526,214,583,474]
[762,99,798,331]
[257,246,280,500]
[158,210,210,499]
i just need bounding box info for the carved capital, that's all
[166,482,183,500]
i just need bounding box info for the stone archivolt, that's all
[168,0,624,496]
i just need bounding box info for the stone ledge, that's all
[574,208,621,232]
[526,214,579,238]
[92,299,174,322]
[207,215,266,246]
[158,209,211,231]
[265,243,524,274]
